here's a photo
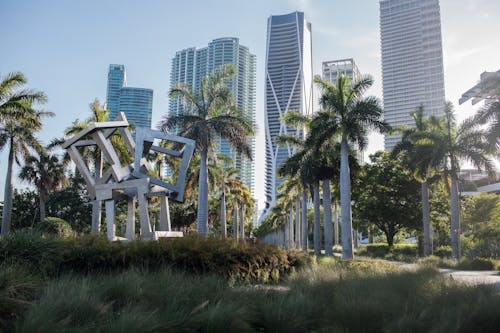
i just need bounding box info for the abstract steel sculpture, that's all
[62,113,195,241]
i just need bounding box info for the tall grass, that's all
[8,259,500,332]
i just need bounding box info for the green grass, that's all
[3,258,499,332]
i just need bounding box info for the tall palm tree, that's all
[0,72,49,235]
[160,64,254,236]
[311,74,389,260]
[392,106,444,256]
[19,149,67,222]
[440,103,495,259]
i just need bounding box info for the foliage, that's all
[420,256,497,271]
[0,233,309,284]
[434,245,452,258]
[362,243,418,260]
[8,261,500,332]
[35,217,73,238]
[353,151,421,246]
[11,190,39,231]
[0,264,37,331]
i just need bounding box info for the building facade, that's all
[263,11,313,216]
[169,38,257,196]
[106,64,153,129]
[322,58,361,85]
[380,0,445,150]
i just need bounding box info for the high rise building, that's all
[380,0,445,150]
[169,38,256,196]
[118,87,153,129]
[263,11,313,215]
[106,64,153,129]
[322,58,364,163]
[106,64,126,115]
[322,58,361,84]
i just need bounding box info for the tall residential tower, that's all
[380,0,445,150]
[169,38,257,195]
[106,64,153,129]
[263,11,313,215]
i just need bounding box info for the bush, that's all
[0,233,310,284]
[434,245,452,258]
[364,243,418,261]
[456,257,496,271]
[365,243,390,257]
[35,217,73,238]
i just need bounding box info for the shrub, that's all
[35,217,73,238]
[456,257,496,271]
[0,233,310,284]
[434,245,452,258]
[365,243,390,257]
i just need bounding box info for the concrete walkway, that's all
[438,268,500,291]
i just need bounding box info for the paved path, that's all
[438,268,500,291]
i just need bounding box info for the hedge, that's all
[0,232,310,284]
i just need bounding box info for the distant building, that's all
[380,0,446,151]
[263,11,313,216]
[106,64,153,129]
[322,58,364,163]
[322,58,361,84]
[169,38,256,196]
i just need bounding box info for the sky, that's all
[1,0,500,210]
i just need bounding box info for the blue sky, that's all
[1,0,500,209]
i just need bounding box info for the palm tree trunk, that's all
[340,138,354,260]
[289,204,295,248]
[197,148,209,235]
[295,196,301,249]
[421,181,432,256]
[301,190,308,251]
[323,179,333,256]
[313,181,321,256]
[221,191,226,238]
[450,173,460,260]
[39,194,46,223]
[233,204,238,240]
[239,204,245,240]
[333,201,339,246]
[1,140,15,235]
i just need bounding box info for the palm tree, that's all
[311,74,389,260]
[0,72,49,235]
[474,75,500,156]
[392,106,444,256]
[160,64,254,236]
[19,149,67,222]
[439,102,495,259]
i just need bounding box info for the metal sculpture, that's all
[62,113,195,241]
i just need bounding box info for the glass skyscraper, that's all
[169,38,256,196]
[263,11,313,216]
[106,64,153,129]
[380,0,445,150]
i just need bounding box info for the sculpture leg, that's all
[159,196,171,231]
[137,193,152,239]
[105,199,115,241]
[126,197,136,240]
[92,200,101,234]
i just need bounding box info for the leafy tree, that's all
[353,151,421,246]
[474,74,500,155]
[10,189,39,230]
[311,74,390,259]
[161,64,254,236]
[0,72,50,235]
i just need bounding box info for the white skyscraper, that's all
[380,0,445,150]
[169,38,256,195]
[263,11,313,217]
